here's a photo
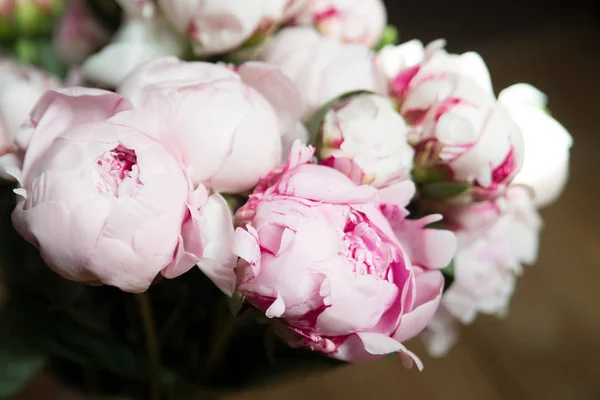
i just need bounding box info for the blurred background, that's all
[12,1,600,399]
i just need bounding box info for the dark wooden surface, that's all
[11,12,600,400]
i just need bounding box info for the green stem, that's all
[135,293,162,400]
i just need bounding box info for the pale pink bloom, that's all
[293,0,387,47]
[378,39,492,122]
[119,57,302,193]
[12,88,236,294]
[81,15,184,87]
[0,58,62,179]
[411,77,524,199]
[157,0,289,56]
[422,186,541,356]
[260,27,387,118]
[499,84,573,208]
[53,0,110,65]
[319,93,414,187]
[376,39,424,84]
[233,141,456,365]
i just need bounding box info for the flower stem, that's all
[136,292,162,400]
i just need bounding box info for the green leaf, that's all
[375,25,399,51]
[442,259,455,292]
[0,303,48,397]
[442,259,455,278]
[420,182,471,201]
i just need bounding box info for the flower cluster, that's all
[1,0,572,366]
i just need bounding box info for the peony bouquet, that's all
[0,0,572,399]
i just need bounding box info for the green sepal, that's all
[441,259,455,292]
[375,25,399,51]
[420,181,471,201]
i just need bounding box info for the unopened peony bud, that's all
[499,84,573,208]
[318,93,414,187]
[293,0,387,48]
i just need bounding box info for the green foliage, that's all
[10,38,69,78]
[442,259,455,292]
[0,302,47,398]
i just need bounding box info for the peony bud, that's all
[259,27,387,119]
[499,84,573,208]
[157,0,290,56]
[293,0,387,48]
[318,93,414,187]
[411,76,525,202]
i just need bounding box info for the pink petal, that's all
[393,268,444,342]
[237,62,305,133]
[196,194,236,296]
[392,214,457,270]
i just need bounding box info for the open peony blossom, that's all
[11,88,236,294]
[53,0,111,65]
[422,186,541,356]
[157,0,290,56]
[233,142,456,365]
[81,12,184,87]
[292,0,387,48]
[499,84,573,207]
[0,58,62,179]
[411,76,525,200]
[118,57,303,193]
[259,27,387,118]
[318,93,414,187]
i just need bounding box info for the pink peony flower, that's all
[0,58,62,179]
[411,77,525,200]
[53,0,110,65]
[232,141,456,365]
[11,88,236,294]
[157,0,290,56]
[499,84,573,208]
[119,57,303,194]
[292,0,387,47]
[422,186,541,356]
[318,93,414,187]
[259,27,387,118]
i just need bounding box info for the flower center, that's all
[94,145,142,197]
[342,211,392,280]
